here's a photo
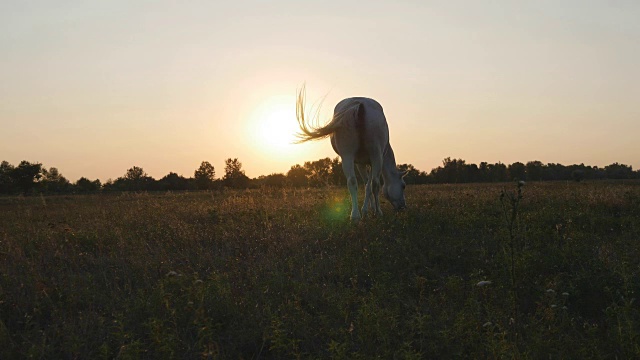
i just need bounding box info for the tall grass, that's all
[1,181,639,358]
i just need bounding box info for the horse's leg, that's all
[370,153,384,216]
[341,157,361,221]
[357,164,373,217]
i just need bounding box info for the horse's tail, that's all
[295,87,361,143]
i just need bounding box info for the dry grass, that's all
[1,181,639,358]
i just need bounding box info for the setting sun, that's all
[249,95,300,156]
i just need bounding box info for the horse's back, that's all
[334,97,383,113]
[331,97,389,164]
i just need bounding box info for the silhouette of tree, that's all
[477,162,490,182]
[542,163,567,181]
[0,161,15,194]
[41,167,71,193]
[488,162,508,182]
[75,177,101,192]
[508,162,526,181]
[2,156,636,195]
[287,164,309,187]
[102,178,116,191]
[159,172,192,191]
[430,158,470,183]
[11,161,43,195]
[466,163,480,183]
[329,157,345,185]
[194,161,216,190]
[304,158,332,187]
[605,163,634,179]
[125,166,146,181]
[106,166,155,191]
[571,169,585,182]
[257,173,287,188]
[526,161,544,181]
[397,163,428,184]
[223,158,249,188]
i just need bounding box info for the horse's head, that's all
[383,170,407,210]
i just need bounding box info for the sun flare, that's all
[249,96,300,155]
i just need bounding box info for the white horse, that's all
[295,89,407,221]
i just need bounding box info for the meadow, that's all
[1,181,639,359]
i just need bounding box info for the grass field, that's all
[1,181,639,359]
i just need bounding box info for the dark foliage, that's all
[194,161,216,190]
[1,158,638,195]
[223,158,250,189]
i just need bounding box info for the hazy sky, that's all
[2,0,638,181]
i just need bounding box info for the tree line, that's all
[0,157,638,195]
[404,158,638,184]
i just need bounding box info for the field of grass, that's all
[1,181,639,359]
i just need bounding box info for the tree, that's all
[304,158,332,187]
[159,172,192,191]
[287,164,309,187]
[223,158,249,188]
[466,163,480,183]
[75,177,101,192]
[488,162,508,182]
[102,178,116,191]
[125,166,146,181]
[11,161,43,195]
[120,166,154,191]
[526,161,544,181]
[41,167,71,193]
[605,163,633,179]
[508,162,526,181]
[194,161,216,190]
[571,169,585,182]
[329,157,345,185]
[0,161,15,194]
[397,163,428,185]
[477,162,490,182]
[258,173,287,188]
[432,158,469,183]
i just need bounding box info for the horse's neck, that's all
[382,144,398,181]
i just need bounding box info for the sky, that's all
[1,0,638,182]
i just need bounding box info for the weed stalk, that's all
[500,181,524,352]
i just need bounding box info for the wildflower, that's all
[476,280,492,287]
[562,292,569,296]
[483,322,493,328]
[546,289,555,294]
[166,271,178,277]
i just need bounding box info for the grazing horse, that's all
[295,89,407,221]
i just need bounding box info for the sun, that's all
[249,95,300,155]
